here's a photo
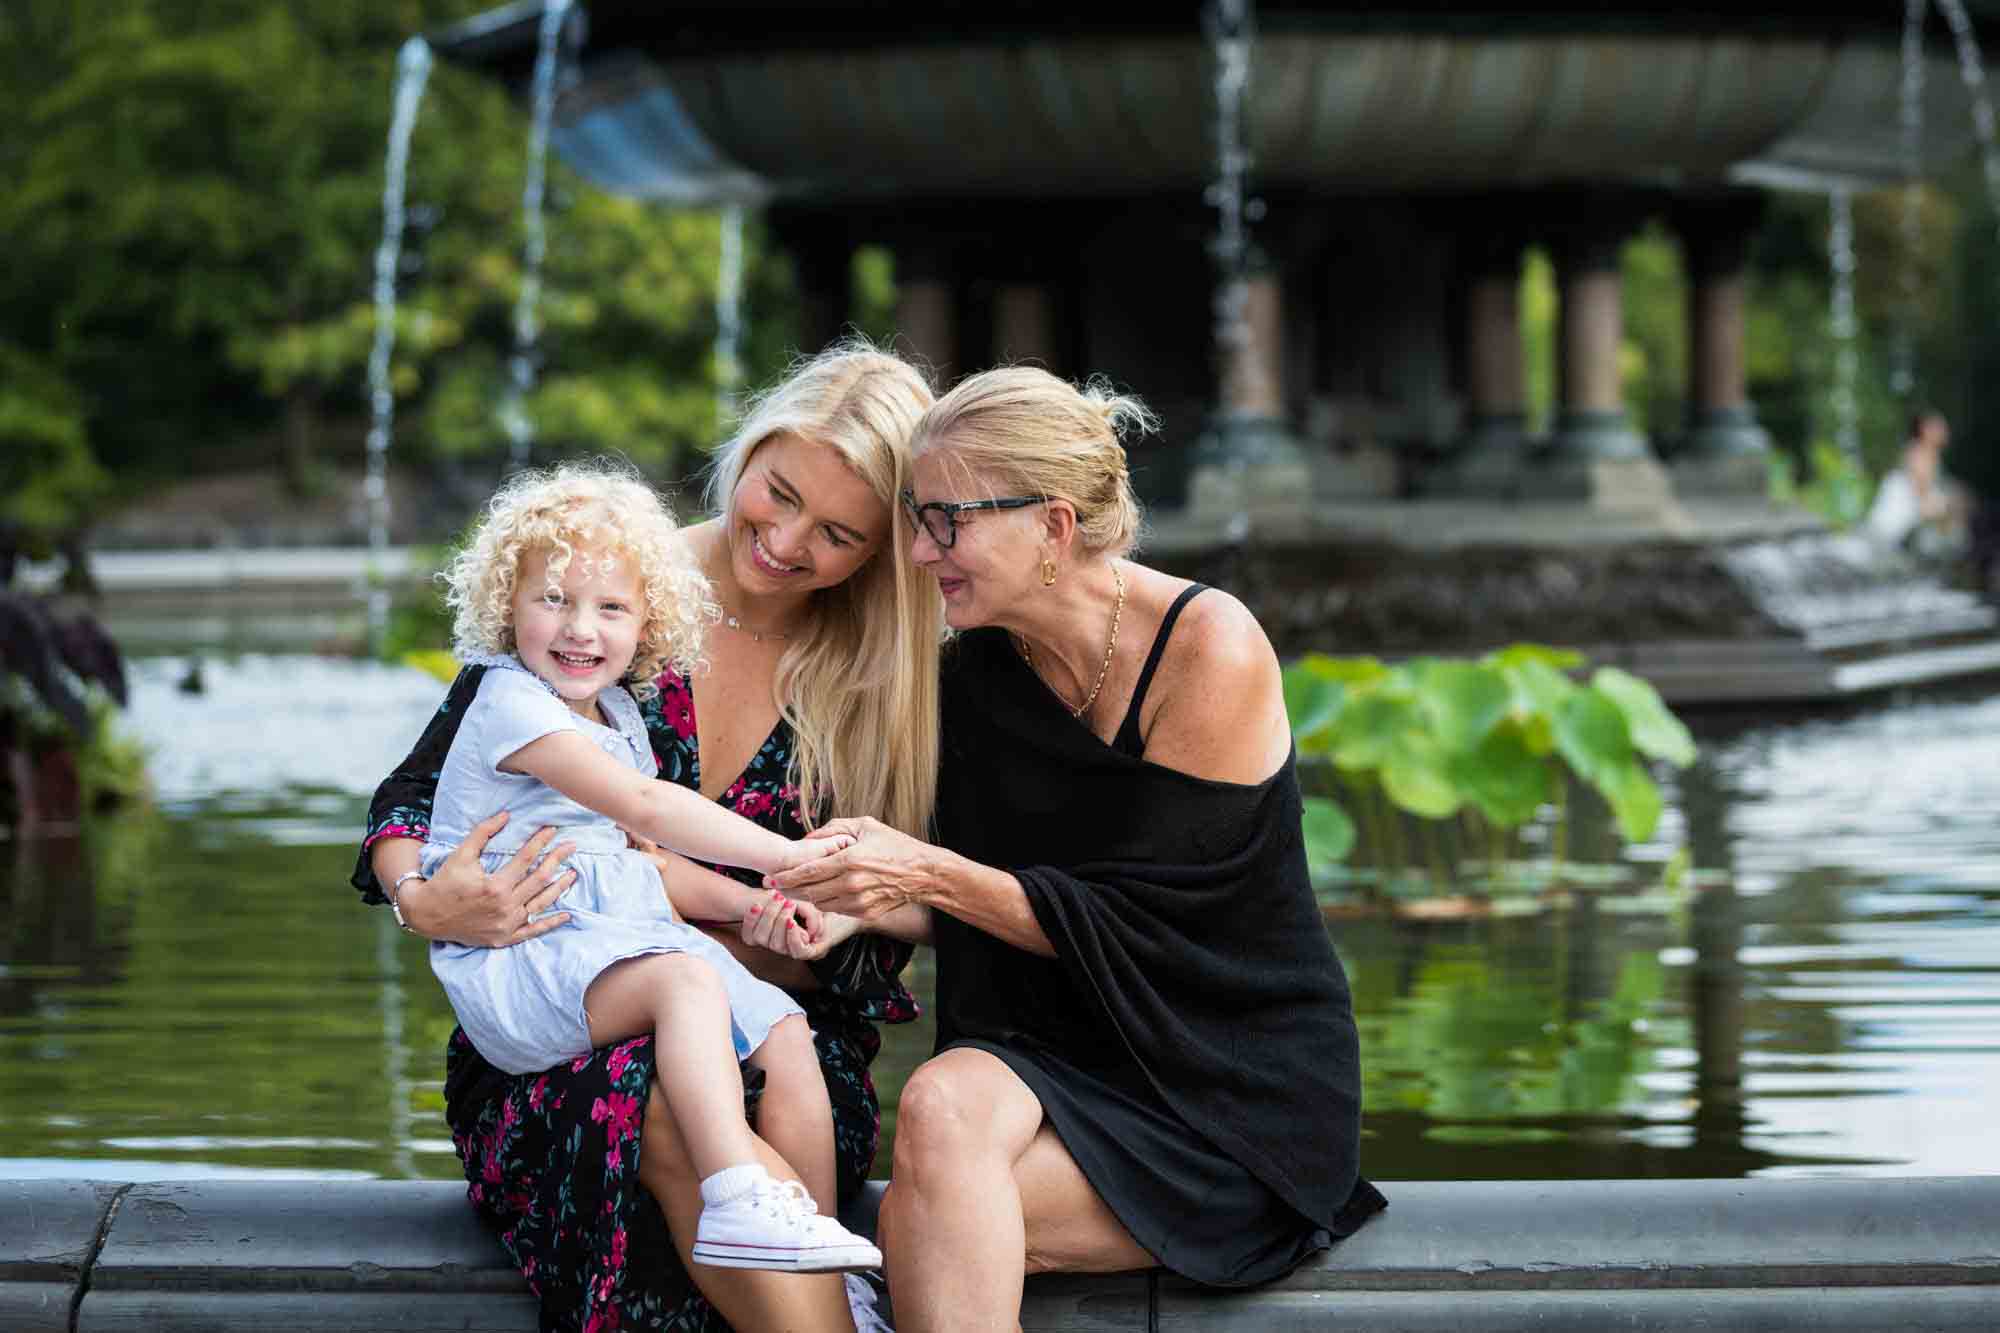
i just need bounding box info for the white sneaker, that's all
[691,1173,883,1273]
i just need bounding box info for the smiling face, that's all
[723,431,888,602]
[510,545,644,718]
[906,447,1047,631]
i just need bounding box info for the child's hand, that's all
[741,888,815,953]
[786,894,825,945]
[771,833,852,872]
[741,890,858,960]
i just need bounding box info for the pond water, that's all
[3,655,1998,1184]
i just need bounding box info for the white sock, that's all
[699,1163,768,1208]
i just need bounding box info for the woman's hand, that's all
[763,816,938,922]
[397,811,576,947]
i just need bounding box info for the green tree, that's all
[0,0,796,511]
[1619,220,1687,443]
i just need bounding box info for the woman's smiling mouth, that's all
[750,531,804,576]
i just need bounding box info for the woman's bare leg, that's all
[636,1076,856,1332]
[1015,1124,1156,1276]
[745,1014,839,1214]
[880,1045,1154,1333]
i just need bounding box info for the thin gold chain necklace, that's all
[1017,563,1124,719]
[718,608,791,643]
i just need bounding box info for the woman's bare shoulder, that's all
[1129,572,1289,783]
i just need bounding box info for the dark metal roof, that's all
[428,2,2000,205]
[434,2,2000,71]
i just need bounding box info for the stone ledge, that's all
[4,1176,1995,1331]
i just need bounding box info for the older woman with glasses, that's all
[769,365,1385,1331]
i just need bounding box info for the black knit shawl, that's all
[932,628,1367,1231]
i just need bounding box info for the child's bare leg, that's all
[585,952,757,1176]
[745,1014,838,1213]
[636,1085,856,1332]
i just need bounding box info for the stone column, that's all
[1532,211,1676,512]
[1436,224,1529,493]
[1676,193,1773,494]
[1220,269,1285,418]
[892,240,958,380]
[1188,252,1311,526]
[992,282,1057,366]
[1550,225,1648,462]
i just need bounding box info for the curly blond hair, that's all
[443,460,716,699]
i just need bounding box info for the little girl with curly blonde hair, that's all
[419,460,880,1275]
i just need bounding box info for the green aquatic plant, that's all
[1284,645,1696,889]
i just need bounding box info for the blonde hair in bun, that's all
[911,365,1156,558]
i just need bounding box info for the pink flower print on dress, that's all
[734,788,774,819]
[656,674,698,740]
[605,1037,643,1083]
[591,1091,641,1146]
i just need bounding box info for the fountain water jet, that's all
[500,0,576,473]
[1937,0,2000,225]
[715,202,745,426]
[1827,184,1860,464]
[1187,0,1306,532]
[1896,0,1927,398]
[362,36,434,654]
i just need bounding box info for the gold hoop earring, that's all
[1040,555,1058,587]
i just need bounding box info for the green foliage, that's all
[0,0,800,497]
[70,695,151,812]
[1766,439,1874,529]
[0,346,108,548]
[849,245,900,345]
[1619,221,1688,440]
[1284,646,1697,886]
[1745,187,1961,489]
[1519,248,1557,434]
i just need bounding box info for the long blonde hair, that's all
[911,365,1155,558]
[704,341,942,837]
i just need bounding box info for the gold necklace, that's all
[1018,563,1124,719]
[719,609,792,643]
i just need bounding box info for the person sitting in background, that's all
[1866,408,1966,555]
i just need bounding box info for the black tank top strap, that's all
[1112,582,1209,758]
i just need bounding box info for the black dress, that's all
[931,587,1385,1286]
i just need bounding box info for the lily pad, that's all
[1591,666,1697,768]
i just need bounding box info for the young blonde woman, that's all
[353,342,939,1333]
[769,366,1386,1331]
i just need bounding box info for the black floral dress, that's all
[351,664,918,1333]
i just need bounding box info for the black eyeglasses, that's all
[899,489,1045,549]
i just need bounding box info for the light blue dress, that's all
[422,654,804,1076]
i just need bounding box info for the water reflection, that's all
[1,658,1997,1182]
